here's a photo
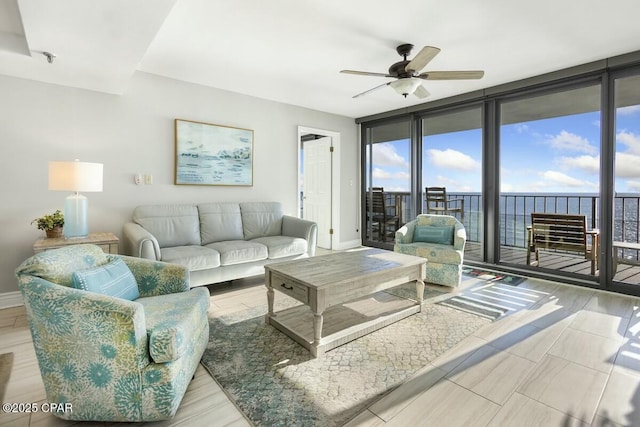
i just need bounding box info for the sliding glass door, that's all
[421,106,483,261]
[362,118,414,248]
[613,73,640,286]
[498,83,602,280]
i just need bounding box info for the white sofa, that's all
[123,202,317,287]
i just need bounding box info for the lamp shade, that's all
[49,161,103,192]
[390,78,422,96]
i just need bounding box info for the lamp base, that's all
[63,193,89,238]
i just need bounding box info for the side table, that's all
[33,232,119,254]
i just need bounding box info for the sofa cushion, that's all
[15,244,109,287]
[160,246,220,271]
[198,203,244,244]
[133,204,201,248]
[205,240,268,266]
[413,225,454,245]
[137,287,209,363]
[71,258,140,300]
[252,236,307,259]
[240,202,283,239]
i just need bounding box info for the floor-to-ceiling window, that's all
[613,72,640,286]
[362,118,413,247]
[421,106,484,261]
[498,83,602,280]
[357,51,640,296]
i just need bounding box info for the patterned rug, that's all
[200,283,490,427]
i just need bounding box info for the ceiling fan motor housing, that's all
[389,60,412,78]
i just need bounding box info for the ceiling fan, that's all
[340,44,484,99]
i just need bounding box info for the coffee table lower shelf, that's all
[267,291,420,357]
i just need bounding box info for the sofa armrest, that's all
[117,255,191,296]
[282,215,318,256]
[123,222,161,260]
[395,220,417,244]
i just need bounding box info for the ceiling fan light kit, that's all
[390,78,422,97]
[341,43,484,99]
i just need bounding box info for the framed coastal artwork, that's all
[174,119,254,186]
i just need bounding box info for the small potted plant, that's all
[32,210,65,238]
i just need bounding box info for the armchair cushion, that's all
[413,225,454,245]
[72,258,140,301]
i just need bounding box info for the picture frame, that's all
[174,119,254,186]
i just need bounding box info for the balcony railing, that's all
[368,191,640,262]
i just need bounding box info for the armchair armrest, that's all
[453,224,467,251]
[17,275,149,369]
[16,275,151,416]
[282,215,318,256]
[123,222,161,260]
[395,220,417,244]
[117,255,190,296]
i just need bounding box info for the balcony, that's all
[364,191,640,284]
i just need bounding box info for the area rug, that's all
[462,267,526,286]
[0,352,14,403]
[201,284,490,427]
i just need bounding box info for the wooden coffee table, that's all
[265,248,427,357]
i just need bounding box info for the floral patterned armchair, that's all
[15,244,210,422]
[394,214,466,287]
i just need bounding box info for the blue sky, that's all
[370,105,640,194]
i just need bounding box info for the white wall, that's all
[0,71,360,298]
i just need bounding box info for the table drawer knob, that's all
[281,283,294,290]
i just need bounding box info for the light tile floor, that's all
[346,275,640,427]
[2,272,640,426]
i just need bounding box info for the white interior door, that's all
[303,136,332,249]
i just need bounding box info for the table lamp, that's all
[48,160,103,238]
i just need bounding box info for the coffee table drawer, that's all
[276,281,308,303]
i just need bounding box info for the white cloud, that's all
[501,182,514,192]
[615,152,640,178]
[617,130,640,155]
[372,143,408,168]
[539,170,595,189]
[433,175,474,192]
[516,124,529,133]
[558,155,599,175]
[372,168,409,181]
[427,148,480,172]
[627,180,640,192]
[545,130,597,154]
[617,105,640,116]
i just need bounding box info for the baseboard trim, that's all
[334,239,362,251]
[0,292,23,309]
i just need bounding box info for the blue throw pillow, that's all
[413,225,454,245]
[72,258,140,301]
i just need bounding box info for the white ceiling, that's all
[2,0,640,118]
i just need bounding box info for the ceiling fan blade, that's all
[418,70,485,80]
[340,70,391,78]
[405,46,441,73]
[414,84,430,99]
[353,82,392,98]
